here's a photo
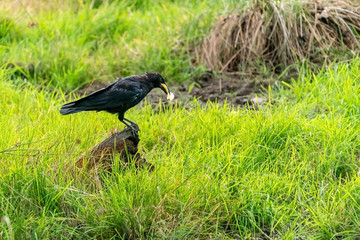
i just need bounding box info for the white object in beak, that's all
[167,92,174,101]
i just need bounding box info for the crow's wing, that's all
[60,79,144,114]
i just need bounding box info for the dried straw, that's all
[198,0,360,73]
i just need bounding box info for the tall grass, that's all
[1,59,360,238]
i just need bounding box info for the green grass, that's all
[2,0,360,239]
[0,0,223,90]
[2,60,360,239]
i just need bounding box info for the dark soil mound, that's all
[188,71,271,108]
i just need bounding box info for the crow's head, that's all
[146,72,174,100]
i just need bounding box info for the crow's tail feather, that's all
[60,90,109,115]
[60,102,82,115]
[60,84,113,115]
[60,102,84,115]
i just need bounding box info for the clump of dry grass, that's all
[198,0,360,73]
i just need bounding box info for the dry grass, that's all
[198,0,360,73]
[0,0,73,14]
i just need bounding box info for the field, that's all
[1,0,360,239]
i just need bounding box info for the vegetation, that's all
[1,0,221,90]
[198,0,360,74]
[1,0,360,239]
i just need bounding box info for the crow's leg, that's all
[118,114,139,135]
[122,120,139,137]
[123,118,136,125]
[123,118,139,131]
[120,119,132,129]
[118,114,131,128]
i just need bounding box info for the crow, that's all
[60,72,174,129]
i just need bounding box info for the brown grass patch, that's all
[197,0,360,74]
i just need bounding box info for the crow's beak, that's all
[161,83,174,100]
[161,83,169,95]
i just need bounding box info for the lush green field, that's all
[1,0,360,239]
[0,0,232,90]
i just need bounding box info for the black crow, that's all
[60,72,174,129]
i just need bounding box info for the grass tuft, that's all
[198,0,360,74]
